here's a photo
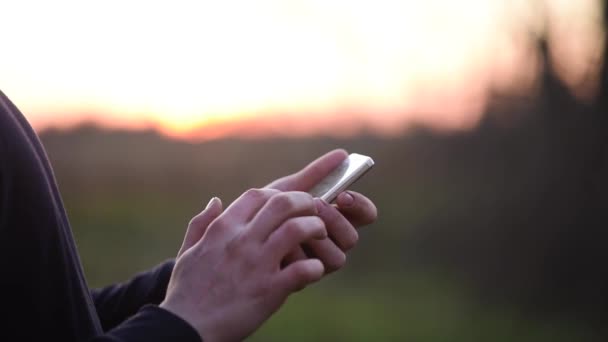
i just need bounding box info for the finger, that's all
[266,216,327,264]
[267,149,348,191]
[179,197,223,257]
[275,259,325,293]
[316,198,359,252]
[281,246,308,269]
[336,191,378,227]
[305,238,347,273]
[222,188,280,223]
[248,192,317,241]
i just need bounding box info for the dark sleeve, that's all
[91,262,204,342]
[92,260,176,331]
[0,90,200,342]
[91,305,202,342]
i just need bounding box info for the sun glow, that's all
[1,0,603,139]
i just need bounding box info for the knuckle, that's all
[285,219,307,238]
[188,211,209,228]
[308,217,326,239]
[243,188,270,201]
[190,243,212,260]
[271,193,298,212]
[291,265,310,284]
[187,216,199,228]
[271,192,315,214]
[312,216,326,230]
[208,217,228,232]
[301,192,315,208]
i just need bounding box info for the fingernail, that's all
[340,192,354,207]
[205,197,218,210]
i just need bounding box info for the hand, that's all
[161,189,327,342]
[266,149,378,272]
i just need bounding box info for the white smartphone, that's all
[308,153,375,203]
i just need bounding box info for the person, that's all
[0,89,377,341]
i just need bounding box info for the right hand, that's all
[160,189,327,342]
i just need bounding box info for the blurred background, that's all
[2,0,608,340]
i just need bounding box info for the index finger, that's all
[222,188,280,223]
[248,191,317,241]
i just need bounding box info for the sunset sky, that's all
[1,0,604,140]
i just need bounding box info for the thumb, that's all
[178,197,223,257]
[267,149,348,191]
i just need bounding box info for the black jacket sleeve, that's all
[90,261,202,342]
[0,90,201,341]
[92,260,176,331]
[91,305,201,342]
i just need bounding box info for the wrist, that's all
[160,299,208,341]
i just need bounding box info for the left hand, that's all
[266,149,378,273]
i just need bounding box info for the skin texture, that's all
[161,150,378,341]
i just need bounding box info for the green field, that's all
[41,127,598,341]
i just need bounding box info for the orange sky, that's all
[1,0,604,140]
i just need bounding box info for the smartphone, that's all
[308,153,375,203]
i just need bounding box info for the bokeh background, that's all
[3,0,608,340]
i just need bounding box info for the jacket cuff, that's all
[154,259,176,303]
[105,304,201,342]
